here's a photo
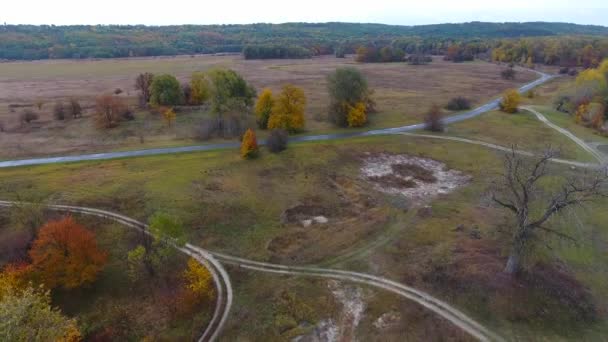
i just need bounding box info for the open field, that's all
[0,55,536,160]
[0,131,606,340]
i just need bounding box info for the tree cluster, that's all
[243,45,312,59]
[327,67,374,127]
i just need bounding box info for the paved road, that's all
[0,71,554,169]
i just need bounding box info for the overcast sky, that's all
[2,0,607,26]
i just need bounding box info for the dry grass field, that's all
[0,55,535,159]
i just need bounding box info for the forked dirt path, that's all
[521,106,607,165]
[0,200,504,342]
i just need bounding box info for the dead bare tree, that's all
[492,147,607,275]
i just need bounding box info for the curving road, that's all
[0,70,554,169]
[0,201,503,342]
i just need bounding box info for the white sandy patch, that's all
[361,153,470,204]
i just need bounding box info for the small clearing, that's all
[361,153,470,204]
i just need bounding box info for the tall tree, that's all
[492,148,607,274]
[268,84,306,133]
[150,74,183,106]
[190,72,211,105]
[208,68,256,114]
[327,67,372,127]
[240,128,259,159]
[255,88,274,129]
[29,216,107,290]
[135,73,154,107]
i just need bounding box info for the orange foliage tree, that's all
[240,128,259,159]
[29,216,107,290]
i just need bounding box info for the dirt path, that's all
[0,201,232,342]
[0,200,503,342]
[521,106,607,165]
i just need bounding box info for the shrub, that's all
[267,129,288,153]
[94,95,126,129]
[114,88,123,95]
[0,121,5,132]
[67,99,82,118]
[501,67,516,80]
[20,109,39,124]
[445,97,471,111]
[424,105,444,132]
[559,67,570,74]
[526,90,535,99]
[195,114,247,140]
[347,102,367,127]
[162,108,176,127]
[53,101,66,120]
[241,128,258,159]
[499,89,521,113]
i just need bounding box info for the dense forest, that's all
[1,22,607,65]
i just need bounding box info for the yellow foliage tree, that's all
[163,108,176,127]
[255,88,274,129]
[268,84,306,133]
[347,102,367,127]
[183,258,214,299]
[240,128,258,159]
[499,89,521,113]
[190,72,210,105]
[575,103,589,124]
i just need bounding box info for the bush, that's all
[0,121,4,132]
[94,95,127,129]
[194,114,248,140]
[67,99,83,118]
[501,68,516,80]
[559,67,570,74]
[114,88,123,95]
[53,101,66,120]
[267,129,288,153]
[20,109,39,124]
[424,105,444,132]
[499,89,521,113]
[445,97,471,111]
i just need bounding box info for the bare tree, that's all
[135,72,154,108]
[492,148,607,275]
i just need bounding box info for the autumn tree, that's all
[268,84,306,133]
[492,148,608,274]
[29,216,107,290]
[126,245,148,283]
[240,128,259,159]
[190,72,211,105]
[0,284,81,341]
[255,88,274,129]
[424,105,444,132]
[162,107,176,127]
[135,72,154,107]
[499,89,521,113]
[327,67,373,127]
[150,74,183,106]
[94,95,127,129]
[347,102,367,127]
[183,258,213,299]
[147,213,185,275]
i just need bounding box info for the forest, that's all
[1,22,608,65]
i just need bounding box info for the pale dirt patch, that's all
[361,153,471,205]
[293,281,365,342]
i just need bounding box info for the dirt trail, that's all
[521,106,607,165]
[0,200,503,342]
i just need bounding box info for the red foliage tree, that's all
[29,216,107,290]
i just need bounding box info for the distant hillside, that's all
[1,21,607,60]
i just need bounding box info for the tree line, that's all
[2,22,608,64]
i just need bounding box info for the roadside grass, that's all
[1,133,606,340]
[445,109,597,162]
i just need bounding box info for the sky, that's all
[2,0,607,26]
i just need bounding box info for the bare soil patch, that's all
[268,176,388,264]
[361,153,470,205]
